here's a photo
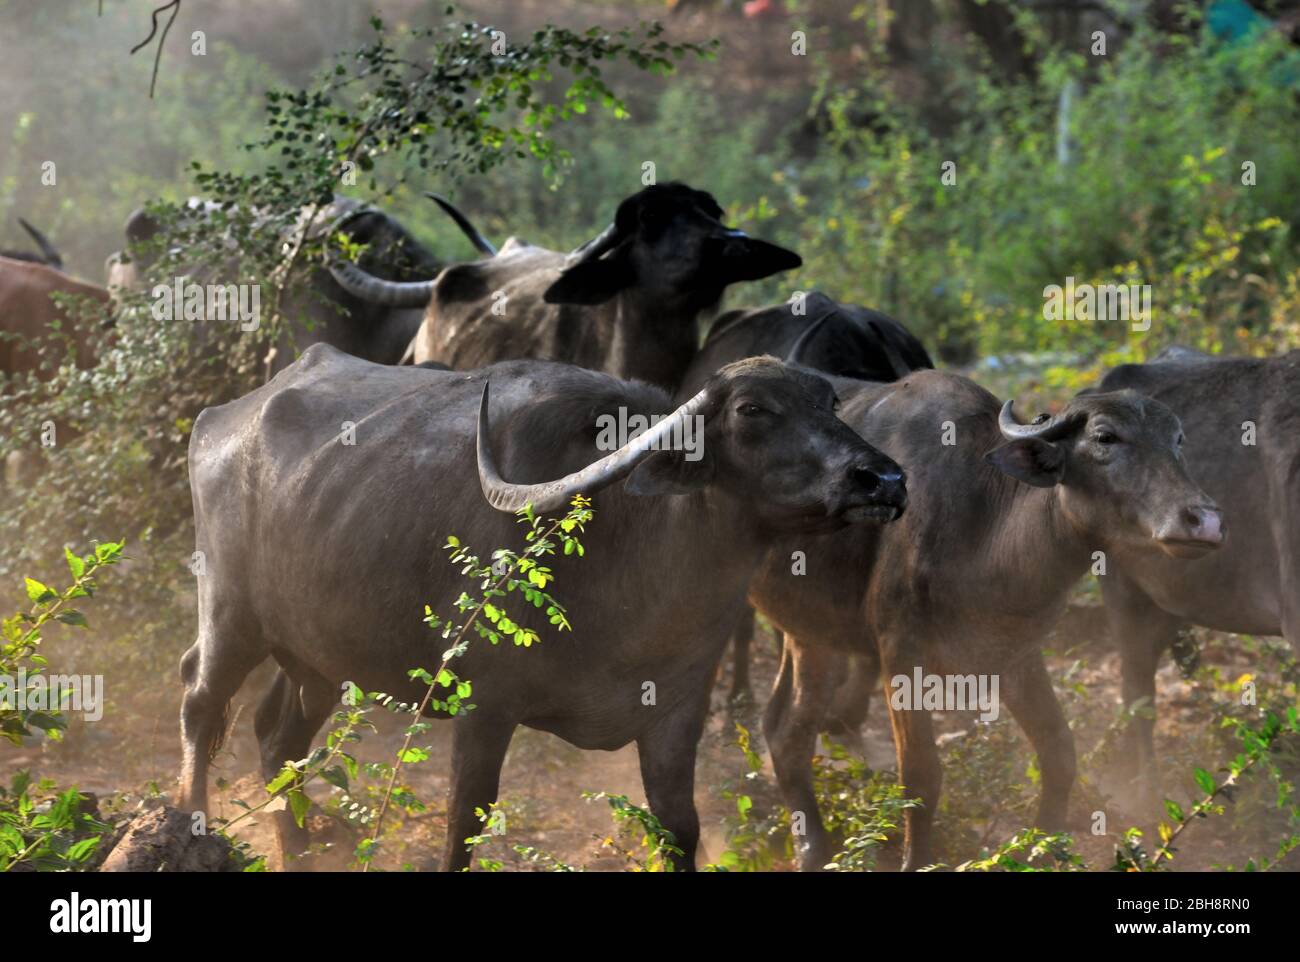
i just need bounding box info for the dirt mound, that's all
[100,806,239,872]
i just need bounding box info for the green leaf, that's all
[24,579,55,605]
[266,766,298,794]
[288,788,311,828]
[64,548,85,579]
[1193,767,1215,795]
[65,837,100,862]
[55,610,88,628]
[320,766,349,790]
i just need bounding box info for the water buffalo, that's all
[748,370,1223,869]
[678,291,934,397]
[180,344,906,870]
[107,196,441,371]
[328,182,803,389]
[0,256,111,486]
[678,293,935,705]
[1097,348,1296,797]
[0,219,63,269]
[0,256,110,379]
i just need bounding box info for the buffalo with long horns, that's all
[179,344,905,870]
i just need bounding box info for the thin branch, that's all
[130,0,181,99]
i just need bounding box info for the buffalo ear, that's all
[985,438,1065,488]
[711,236,802,283]
[625,451,713,497]
[543,251,635,306]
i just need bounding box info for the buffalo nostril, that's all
[852,467,905,502]
[1183,506,1224,542]
[852,467,882,490]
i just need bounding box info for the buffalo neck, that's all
[589,482,771,662]
[606,288,712,390]
[978,474,1095,618]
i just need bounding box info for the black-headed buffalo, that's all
[328,183,803,389]
[679,291,933,397]
[180,345,905,870]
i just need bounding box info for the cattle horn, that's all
[566,222,622,265]
[477,382,711,513]
[998,400,1085,441]
[785,314,829,364]
[425,193,496,256]
[327,260,435,307]
[17,218,62,270]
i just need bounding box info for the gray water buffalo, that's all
[679,292,934,704]
[747,371,1223,869]
[108,196,441,371]
[328,182,803,388]
[1098,348,1297,796]
[0,219,62,269]
[180,344,906,870]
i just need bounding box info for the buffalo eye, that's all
[737,403,767,418]
[1093,430,1119,445]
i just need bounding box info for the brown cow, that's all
[0,256,109,378]
[0,256,111,485]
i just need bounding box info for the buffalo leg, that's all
[728,607,756,704]
[879,635,941,871]
[763,634,840,871]
[177,626,263,816]
[443,715,516,872]
[1274,500,1300,658]
[1103,573,1183,794]
[1000,653,1076,832]
[637,692,711,871]
[824,653,875,750]
[253,666,336,869]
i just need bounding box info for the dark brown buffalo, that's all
[748,371,1222,869]
[1098,348,1297,798]
[328,183,802,389]
[181,345,905,870]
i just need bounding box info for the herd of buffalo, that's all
[1,181,1296,871]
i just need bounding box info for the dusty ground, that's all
[16,599,1298,872]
